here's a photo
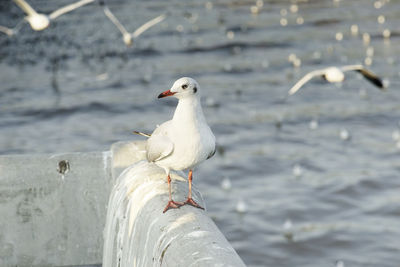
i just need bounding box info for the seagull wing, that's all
[132,14,165,38]
[0,25,14,36]
[145,121,174,162]
[207,146,216,160]
[0,19,26,36]
[13,0,38,16]
[49,0,94,20]
[340,65,384,89]
[146,134,174,162]
[288,69,327,95]
[102,5,129,35]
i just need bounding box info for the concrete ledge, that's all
[0,141,245,266]
[110,141,147,180]
[0,151,112,266]
[103,160,245,267]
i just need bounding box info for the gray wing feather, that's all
[13,0,37,16]
[145,121,174,162]
[146,134,173,162]
[49,0,94,20]
[0,25,14,36]
[132,14,165,38]
[340,64,384,89]
[288,69,327,95]
[207,146,216,159]
[102,5,129,35]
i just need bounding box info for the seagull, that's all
[139,77,216,213]
[288,65,384,95]
[100,1,165,47]
[13,0,95,31]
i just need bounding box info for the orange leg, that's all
[163,174,183,213]
[183,170,204,210]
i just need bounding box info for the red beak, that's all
[158,89,176,98]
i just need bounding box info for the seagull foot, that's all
[183,197,204,210]
[163,200,184,213]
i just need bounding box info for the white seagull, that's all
[13,0,95,31]
[288,65,384,95]
[137,77,216,213]
[100,1,165,47]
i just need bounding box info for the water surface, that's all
[1,0,400,266]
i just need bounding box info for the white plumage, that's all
[13,0,94,31]
[288,65,384,96]
[144,77,216,213]
[100,1,165,47]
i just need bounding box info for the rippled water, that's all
[1,0,400,266]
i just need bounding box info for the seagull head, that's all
[158,77,199,99]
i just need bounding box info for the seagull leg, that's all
[183,170,204,210]
[163,174,183,213]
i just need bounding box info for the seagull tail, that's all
[132,131,151,138]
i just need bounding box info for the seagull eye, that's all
[182,84,188,90]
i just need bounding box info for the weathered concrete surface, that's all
[0,151,112,266]
[110,141,147,180]
[0,141,245,267]
[102,160,246,267]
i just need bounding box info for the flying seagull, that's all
[100,1,165,47]
[13,0,95,31]
[288,65,384,95]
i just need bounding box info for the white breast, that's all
[324,67,345,83]
[156,118,215,171]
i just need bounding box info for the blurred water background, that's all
[1,0,400,266]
